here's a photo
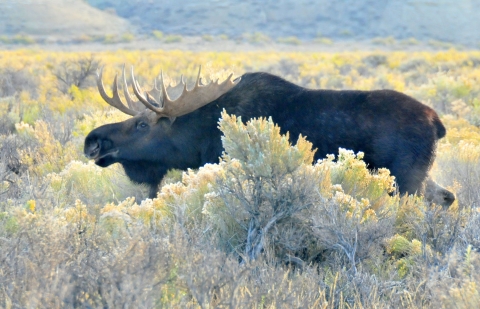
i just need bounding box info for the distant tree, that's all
[52,56,100,97]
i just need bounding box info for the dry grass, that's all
[1,49,480,308]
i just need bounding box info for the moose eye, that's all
[136,121,148,130]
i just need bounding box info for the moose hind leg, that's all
[389,156,431,196]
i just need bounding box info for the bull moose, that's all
[84,66,454,206]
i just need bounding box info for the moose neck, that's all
[120,160,168,198]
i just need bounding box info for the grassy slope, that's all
[0,0,132,38]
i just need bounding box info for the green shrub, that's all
[244,32,272,45]
[0,36,10,44]
[371,36,396,46]
[11,34,36,45]
[101,34,117,44]
[428,39,456,49]
[47,160,144,206]
[121,32,135,43]
[211,112,319,260]
[74,34,93,43]
[202,34,214,42]
[202,112,398,268]
[400,37,420,46]
[314,37,334,45]
[164,35,182,43]
[152,30,164,40]
[277,36,302,45]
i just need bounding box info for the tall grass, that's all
[1,49,480,308]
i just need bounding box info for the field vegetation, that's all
[1,49,480,308]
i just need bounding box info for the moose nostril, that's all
[86,142,100,158]
[444,193,455,202]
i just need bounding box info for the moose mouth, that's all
[93,150,118,161]
[92,150,119,167]
[85,143,119,167]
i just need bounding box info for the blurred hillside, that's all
[1,0,479,47]
[0,0,131,41]
[87,0,480,45]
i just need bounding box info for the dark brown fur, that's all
[85,72,452,204]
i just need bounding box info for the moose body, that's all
[85,69,453,205]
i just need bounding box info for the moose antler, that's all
[121,65,147,113]
[96,65,240,119]
[96,67,139,116]
[131,66,239,118]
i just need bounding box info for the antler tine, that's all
[131,65,240,118]
[221,72,235,86]
[180,74,187,92]
[163,74,187,102]
[195,66,203,87]
[149,78,162,102]
[96,67,138,116]
[159,70,170,105]
[131,66,166,113]
[121,64,140,111]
